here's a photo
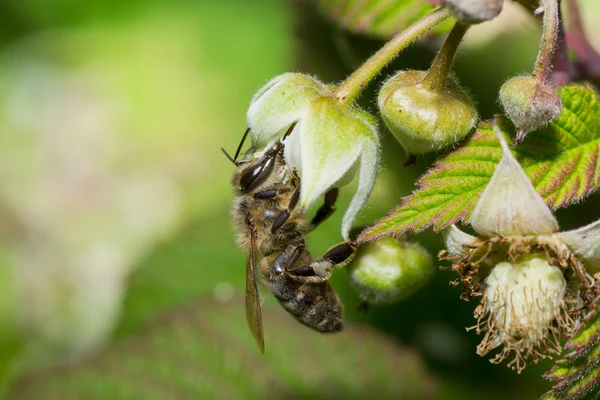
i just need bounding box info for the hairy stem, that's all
[422,22,469,91]
[534,0,560,84]
[332,7,453,106]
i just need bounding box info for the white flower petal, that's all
[341,133,379,240]
[555,218,600,271]
[283,117,303,173]
[246,73,327,148]
[296,98,366,211]
[443,225,477,255]
[470,121,558,237]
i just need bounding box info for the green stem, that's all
[422,22,469,91]
[332,7,453,106]
[534,0,559,84]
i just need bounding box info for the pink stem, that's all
[551,3,574,85]
[564,0,600,78]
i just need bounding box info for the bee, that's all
[224,124,355,352]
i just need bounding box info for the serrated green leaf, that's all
[542,295,600,400]
[358,84,600,242]
[313,0,448,38]
[9,298,437,400]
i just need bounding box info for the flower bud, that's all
[246,73,329,149]
[447,0,503,24]
[499,76,561,144]
[475,254,572,372]
[283,97,379,239]
[246,73,380,240]
[378,70,477,156]
[347,237,434,307]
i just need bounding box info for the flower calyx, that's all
[378,70,477,158]
[377,22,477,162]
[499,75,561,144]
[246,73,379,239]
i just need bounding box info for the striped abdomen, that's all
[276,280,343,333]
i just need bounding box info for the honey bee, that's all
[224,124,355,352]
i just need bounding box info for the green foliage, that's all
[2,1,600,399]
[313,0,444,38]
[0,0,296,390]
[358,84,600,242]
[112,214,245,338]
[8,298,436,400]
[542,296,600,400]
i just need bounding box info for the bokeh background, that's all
[0,1,599,399]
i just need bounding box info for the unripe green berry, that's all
[378,70,478,156]
[347,237,434,307]
[499,76,561,144]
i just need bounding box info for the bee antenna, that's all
[221,148,236,164]
[274,121,298,153]
[282,121,297,141]
[233,128,251,162]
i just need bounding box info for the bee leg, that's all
[254,189,279,199]
[271,185,301,233]
[254,187,295,200]
[287,262,331,278]
[308,241,356,277]
[322,241,355,265]
[273,244,304,276]
[308,188,339,231]
[306,259,334,278]
[281,246,332,280]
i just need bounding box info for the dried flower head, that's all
[472,255,573,372]
[440,121,599,372]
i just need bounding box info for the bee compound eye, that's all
[239,152,276,192]
[240,163,265,192]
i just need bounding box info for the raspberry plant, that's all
[244,0,600,397]
[4,1,599,399]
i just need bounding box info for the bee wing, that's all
[245,228,265,353]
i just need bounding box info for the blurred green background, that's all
[0,0,599,399]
